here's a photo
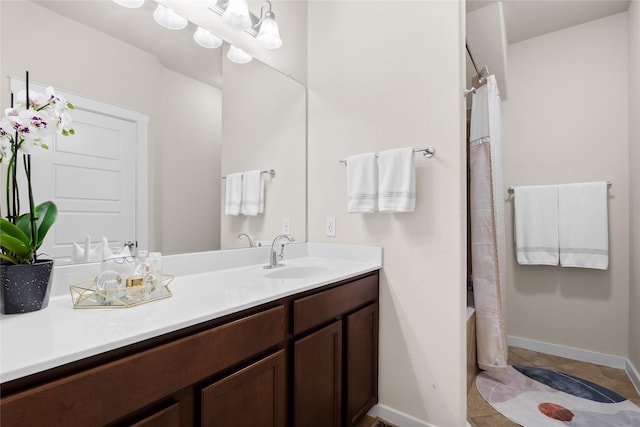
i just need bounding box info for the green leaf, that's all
[0,217,30,244]
[0,219,31,260]
[15,201,58,251]
[67,102,75,109]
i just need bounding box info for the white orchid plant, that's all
[0,75,75,265]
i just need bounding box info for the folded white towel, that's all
[378,147,415,213]
[346,153,378,213]
[224,172,243,216]
[558,181,609,269]
[240,170,264,216]
[514,185,559,266]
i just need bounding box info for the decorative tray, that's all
[70,275,174,309]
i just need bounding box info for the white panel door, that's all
[30,108,137,263]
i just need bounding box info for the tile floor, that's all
[354,415,399,427]
[468,346,640,427]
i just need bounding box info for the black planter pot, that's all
[0,259,54,314]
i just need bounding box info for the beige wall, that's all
[503,13,630,356]
[0,0,222,256]
[157,69,221,254]
[629,1,640,370]
[220,58,306,248]
[307,2,467,425]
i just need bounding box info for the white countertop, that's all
[0,243,381,384]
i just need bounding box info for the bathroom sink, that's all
[264,265,337,279]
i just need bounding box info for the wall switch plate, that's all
[326,217,336,237]
[282,217,290,234]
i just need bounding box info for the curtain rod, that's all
[466,42,480,76]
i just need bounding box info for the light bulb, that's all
[153,4,188,30]
[113,0,144,8]
[193,27,223,49]
[227,46,253,64]
[256,12,282,49]
[222,0,252,30]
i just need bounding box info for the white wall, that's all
[629,1,640,371]
[157,69,221,254]
[503,13,630,356]
[307,2,467,425]
[0,0,222,256]
[220,57,306,248]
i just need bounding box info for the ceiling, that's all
[33,0,225,88]
[33,1,632,90]
[466,0,631,45]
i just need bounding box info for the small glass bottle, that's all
[148,252,162,287]
[128,250,156,299]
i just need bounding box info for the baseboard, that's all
[626,358,640,395]
[508,335,640,395]
[368,404,437,427]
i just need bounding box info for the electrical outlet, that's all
[282,217,290,234]
[326,217,336,237]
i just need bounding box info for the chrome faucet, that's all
[264,234,294,269]
[237,233,255,248]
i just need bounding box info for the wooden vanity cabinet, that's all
[0,305,286,427]
[292,273,379,427]
[0,271,379,427]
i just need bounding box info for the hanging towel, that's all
[346,152,378,213]
[224,172,243,216]
[378,147,416,213]
[513,185,559,266]
[240,170,264,216]
[558,181,609,269]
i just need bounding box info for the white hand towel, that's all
[558,181,609,269]
[240,170,264,216]
[378,147,415,213]
[346,153,378,213]
[513,185,559,266]
[224,172,243,216]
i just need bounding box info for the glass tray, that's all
[70,274,174,309]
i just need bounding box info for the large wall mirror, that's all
[0,0,306,264]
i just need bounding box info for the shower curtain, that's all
[469,74,508,371]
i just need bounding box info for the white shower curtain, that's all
[469,74,508,371]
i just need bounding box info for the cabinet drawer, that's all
[0,305,285,427]
[293,273,378,335]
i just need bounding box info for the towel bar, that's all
[222,169,275,180]
[507,182,612,194]
[339,147,435,164]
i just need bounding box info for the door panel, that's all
[31,107,137,262]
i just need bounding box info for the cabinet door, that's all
[201,350,285,427]
[346,303,378,427]
[130,402,181,427]
[294,320,342,427]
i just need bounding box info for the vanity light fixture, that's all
[152,4,188,30]
[255,0,282,49]
[222,0,252,30]
[112,0,144,8]
[193,27,223,49]
[227,45,253,64]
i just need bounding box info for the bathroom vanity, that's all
[0,243,381,427]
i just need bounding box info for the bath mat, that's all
[476,365,640,426]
